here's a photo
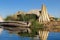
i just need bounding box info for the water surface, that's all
[0,30,60,40]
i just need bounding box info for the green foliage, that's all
[5,16,13,21]
[5,13,38,22]
[25,14,38,21]
[18,32,35,37]
[30,20,44,35]
[54,18,58,21]
[18,20,44,37]
[17,14,38,21]
[5,15,17,21]
[54,17,60,21]
[17,14,25,21]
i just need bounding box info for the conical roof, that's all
[39,4,50,23]
[41,4,47,12]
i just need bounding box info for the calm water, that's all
[0,30,60,40]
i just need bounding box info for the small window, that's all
[39,11,41,13]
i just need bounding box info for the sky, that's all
[0,0,60,18]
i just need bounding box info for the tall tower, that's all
[39,4,50,23]
[39,4,50,40]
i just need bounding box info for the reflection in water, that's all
[0,30,60,40]
[0,28,3,34]
[0,30,20,40]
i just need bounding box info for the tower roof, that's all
[41,4,47,12]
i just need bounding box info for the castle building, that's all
[39,4,50,23]
[14,4,54,23]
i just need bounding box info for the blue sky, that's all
[0,0,60,18]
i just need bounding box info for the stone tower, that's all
[39,4,50,23]
[39,4,50,40]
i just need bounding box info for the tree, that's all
[17,14,38,22]
[5,15,17,21]
[5,16,13,21]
